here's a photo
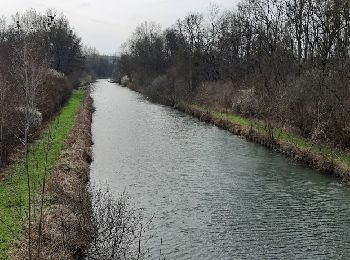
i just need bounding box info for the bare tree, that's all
[0,70,9,168]
[9,22,47,259]
[114,0,350,148]
[87,188,149,260]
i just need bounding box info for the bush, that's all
[86,188,148,260]
[37,70,73,120]
[121,75,130,87]
[195,81,235,110]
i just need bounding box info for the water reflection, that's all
[91,79,350,260]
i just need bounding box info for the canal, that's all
[91,79,350,259]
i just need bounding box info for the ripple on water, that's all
[91,80,350,260]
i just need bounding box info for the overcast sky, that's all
[1,0,240,55]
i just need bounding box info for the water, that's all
[90,79,350,259]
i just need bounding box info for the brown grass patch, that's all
[12,91,93,260]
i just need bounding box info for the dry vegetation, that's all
[0,8,141,260]
[12,91,93,260]
[114,0,350,178]
[0,10,85,169]
[11,91,149,260]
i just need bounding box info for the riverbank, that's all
[0,89,92,259]
[175,102,350,182]
[93,80,350,259]
[31,89,92,259]
[126,82,350,183]
[15,90,93,259]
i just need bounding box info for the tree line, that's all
[115,0,350,150]
[0,9,87,168]
[84,46,115,78]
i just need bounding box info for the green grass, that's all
[0,89,85,259]
[189,103,350,171]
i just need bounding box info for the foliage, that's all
[83,46,114,78]
[115,0,350,150]
[0,9,85,167]
[0,90,84,259]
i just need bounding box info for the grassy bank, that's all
[0,89,85,259]
[178,102,350,181]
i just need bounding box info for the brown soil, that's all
[12,91,93,260]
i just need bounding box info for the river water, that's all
[90,79,350,259]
